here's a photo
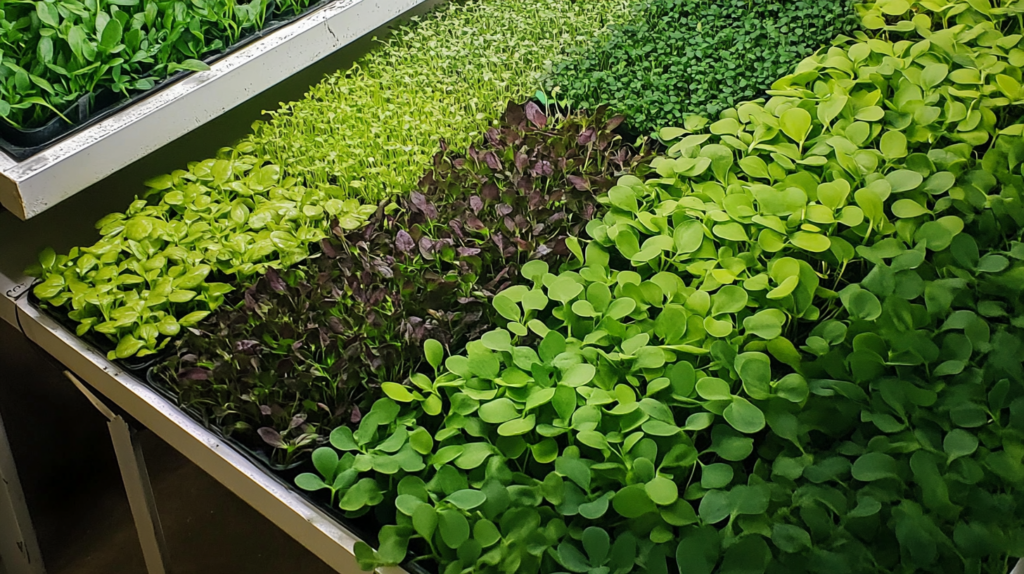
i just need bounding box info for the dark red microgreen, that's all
[395,230,415,253]
[265,267,287,293]
[525,101,547,128]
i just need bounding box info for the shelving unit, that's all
[0,0,432,567]
[0,0,429,221]
[3,0,1024,570]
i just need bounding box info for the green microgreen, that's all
[248,0,633,202]
[545,0,860,135]
[0,0,318,130]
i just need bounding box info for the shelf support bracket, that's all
[64,371,170,574]
[0,405,45,574]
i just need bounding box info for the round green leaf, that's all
[339,478,383,511]
[549,276,584,303]
[423,339,444,370]
[474,519,501,547]
[645,476,679,506]
[780,108,812,143]
[879,130,908,159]
[848,289,882,321]
[479,398,520,424]
[295,473,328,492]
[572,300,599,318]
[659,127,687,141]
[696,377,732,401]
[493,294,521,321]
[772,523,812,553]
[437,509,470,548]
[642,420,681,437]
[612,484,656,518]
[409,427,434,455]
[312,447,340,482]
[532,437,559,464]
[577,430,609,451]
[944,429,979,463]
[698,490,732,524]
[579,494,611,519]
[711,285,748,316]
[885,169,924,193]
[330,427,359,450]
[852,452,898,482]
[561,363,596,387]
[412,504,437,542]
[892,199,929,218]
[743,309,786,340]
[790,231,831,253]
[723,397,766,433]
[701,463,734,489]
[497,415,536,436]
[446,489,487,510]
[381,382,414,402]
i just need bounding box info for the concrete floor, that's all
[0,320,339,574]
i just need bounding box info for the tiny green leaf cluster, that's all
[248,0,632,202]
[545,0,860,135]
[29,142,374,360]
[0,0,316,129]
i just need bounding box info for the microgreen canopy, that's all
[292,1,1024,572]
[0,0,316,130]
[159,104,652,458]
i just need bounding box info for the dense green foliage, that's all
[0,0,316,129]
[29,0,1024,570]
[158,104,652,462]
[29,143,374,360]
[286,1,1024,573]
[248,0,631,202]
[546,0,859,135]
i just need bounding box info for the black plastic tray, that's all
[0,0,332,161]
[143,366,435,574]
[28,285,174,374]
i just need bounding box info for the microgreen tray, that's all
[141,365,436,574]
[28,282,173,374]
[0,0,333,161]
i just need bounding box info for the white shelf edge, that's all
[0,0,428,221]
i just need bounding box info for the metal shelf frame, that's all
[0,0,428,221]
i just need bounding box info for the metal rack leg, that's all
[108,417,170,574]
[64,372,170,574]
[0,409,44,574]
